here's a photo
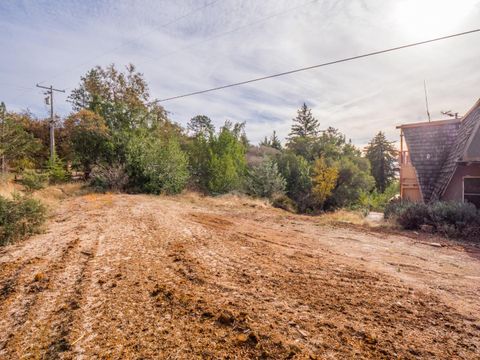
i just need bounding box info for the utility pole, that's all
[36,84,65,162]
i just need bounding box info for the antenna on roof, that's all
[424,80,431,122]
[441,110,459,119]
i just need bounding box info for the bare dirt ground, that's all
[0,192,479,359]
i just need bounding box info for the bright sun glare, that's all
[394,0,477,37]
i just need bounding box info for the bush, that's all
[246,159,286,198]
[126,133,189,195]
[359,182,400,213]
[396,203,430,230]
[90,164,129,192]
[385,200,480,239]
[19,170,48,192]
[383,198,405,220]
[429,202,479,237]
[46,156,70,184]
[271,194,297,213]
[0,194,46,245]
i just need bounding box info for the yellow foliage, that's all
[312,157,339,205]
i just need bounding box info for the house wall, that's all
[442,164,480,201]
[400,163,423,202]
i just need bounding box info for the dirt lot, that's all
[0,192,479,359]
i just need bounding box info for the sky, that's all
[1,0,479,146]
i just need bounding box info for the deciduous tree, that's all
[311,157,339,207]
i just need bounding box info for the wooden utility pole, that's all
[36,84,65,161]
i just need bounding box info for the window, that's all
[464,177,480,208]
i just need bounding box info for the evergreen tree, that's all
[270,130,282,150]
[286,103,320,159]
[246,159,286,198]
[288,103,320,138]
[260,130,282,150]
[364,132,398,192]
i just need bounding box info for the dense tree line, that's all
[0,64,398,212]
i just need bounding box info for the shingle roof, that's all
[401,120,460,202]
[431,99,480,200]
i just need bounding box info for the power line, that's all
[153,28,480,103]
[37,0,220,86]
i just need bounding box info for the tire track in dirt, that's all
[0,235,81,356]
[0,196,109,358]
[185,209,480,358]
[1,194,479,358]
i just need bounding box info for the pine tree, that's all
[288,103,320,138]
[364,132,398,193]
[286,103,320,160]
[260,130,282,150]
[270,130,282,150]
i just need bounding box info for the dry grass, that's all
[179,191,271,210]
[0,178,22,198]
[316,209,368,225]
[1,178,89,211]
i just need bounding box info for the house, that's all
[397,98,480,207]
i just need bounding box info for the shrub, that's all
[396,202,430,230]
[271,194,297,213]
[90,164,129,192]
[384,200,480,240]
[0,194,46,245]
[428,202,479,237]
[46,156,69,184]
[126,133,189,195]
[20,170,48,192]
[246,159,286,198]
[383,198,405,220]
[360,181,400,213]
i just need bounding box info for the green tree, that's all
[0,103,40,174]
[288,103,320,138]
[63,109,112,179]
[246,159,286,198]
[126,131,189,194]
[68,64,169,132]
[260,130,282,150]
[276,152,314,212]
[286,103,320,159]
[364,131,398,192]
[327,157,375,208]
[188,115,214,137]
[187,132,211,188]
[206,124,247,194]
